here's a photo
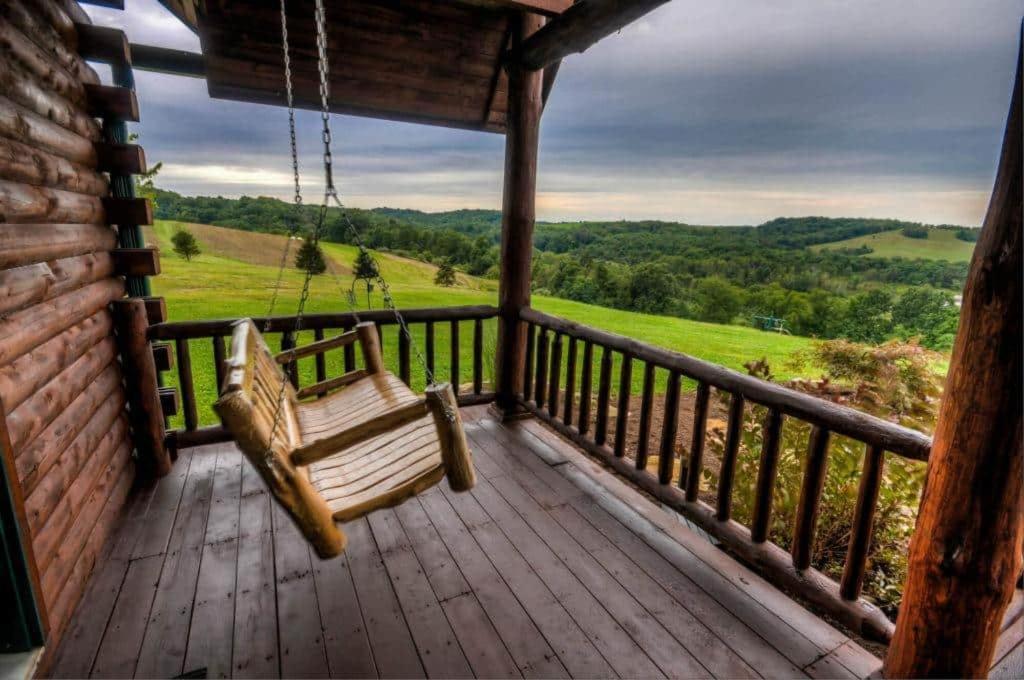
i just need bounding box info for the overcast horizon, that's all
[86,1,1021,227]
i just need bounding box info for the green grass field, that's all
[812,228,975,262]
[149,220,813,427]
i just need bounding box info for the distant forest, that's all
[153,190,968,350]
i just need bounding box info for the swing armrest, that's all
[295,368,369,399]
[275,329,359,364]
[290,399,429,466]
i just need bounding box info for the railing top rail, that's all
[520,307,932,461]
[149,305,500,340]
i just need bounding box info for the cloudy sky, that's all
[85,0,1021,226]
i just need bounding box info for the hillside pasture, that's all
[812,227,975,262]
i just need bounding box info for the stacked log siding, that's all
[0,0,135,652]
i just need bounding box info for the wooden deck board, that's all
[49,409,882,679]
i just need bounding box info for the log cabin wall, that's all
[0,0,143,652]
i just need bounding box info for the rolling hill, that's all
[812,228,976,262]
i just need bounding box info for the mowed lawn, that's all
[813,227,975,262]
[147,221,812,427]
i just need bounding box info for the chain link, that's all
[264,0,457,443]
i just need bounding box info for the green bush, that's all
[901,225,929,239]
[955,228,979,243]
[704,340,940,616]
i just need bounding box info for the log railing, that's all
[148,306,498,450]
[517,307,934,642]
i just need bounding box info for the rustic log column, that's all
[884,40,1022,679]
[112,298,172,476]
[495,12,545,415]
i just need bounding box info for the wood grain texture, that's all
[495,12,544,412]
[48,410,885,678]
[0,223,116,269]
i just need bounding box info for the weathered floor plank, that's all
[479,421,806,677]
[273,504,330,679]
[367,508,474,678]
[134,450,217,679]
[50,408,881,679]
[231,462,278,679]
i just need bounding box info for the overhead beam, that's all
[129,43,205,78]
[459,0,573,17]
[518,0,671,71]
[156,0,199,33]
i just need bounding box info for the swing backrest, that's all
[219,320,301,450]
[214,319,346,557]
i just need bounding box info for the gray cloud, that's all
[87,0,1022,225]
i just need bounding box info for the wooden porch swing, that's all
[212,0,475,558]
[214,319,473,558]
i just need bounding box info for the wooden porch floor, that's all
[48,407,882,679]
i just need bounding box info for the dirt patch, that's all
[549,388,731,495]
[149,222,353,274]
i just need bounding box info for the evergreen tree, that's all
[434,262,457,287]
[352,249,379,307]
[295,239,327,275]
[171,229,200,261]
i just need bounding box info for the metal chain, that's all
[263,0,332,463]
[311,0,447,406]
[265,0,304,325]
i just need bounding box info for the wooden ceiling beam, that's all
[156,0,198,33]
[518,0,671,71]
[456,0,573,18]
[129,43,205,78]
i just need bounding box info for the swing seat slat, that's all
[213,318,475,558]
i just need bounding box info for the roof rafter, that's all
[518,0,671,71]
[456,0,573,18]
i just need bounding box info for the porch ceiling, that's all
[166,0,571,132]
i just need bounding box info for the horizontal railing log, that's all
[520,307,931,461]
[517,307,935,642]
[148,305,498,339]
[153,306,499,447]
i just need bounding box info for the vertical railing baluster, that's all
[280,331,299,388]
[175,338,198,431]
[613,353,632,457]
[473,318,483,395]
[840,444,885,599]
[684,382,711,499]
[578,341,593,436]
[635,362,655,470]
[399,326,411,386]
[313,328,327,390]
[547,333,562,418]
[792,425,831,570]
[657,371,681,484]
[534,328,549,409]
[212,335,226,395]
[425,321,435,383]
[594,347,613,446]
[563,337,577,426]
[522,322,535,401]
[716,393,745,520]
[751,408,784,543]
[343,322,356,372]
[450,320,460,395]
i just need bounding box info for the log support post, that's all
[495,12,545,417]
[884,37,1023,678]
[112,298,172,477]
